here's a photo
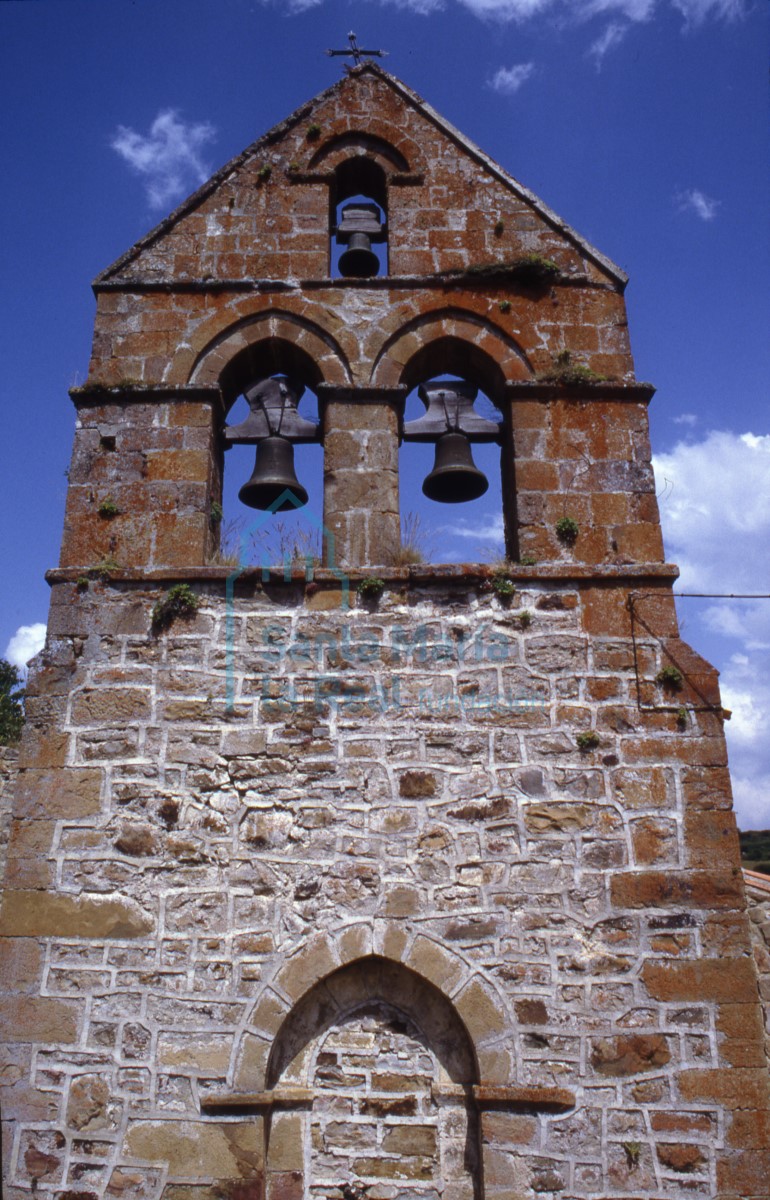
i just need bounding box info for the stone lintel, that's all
[201,1087,313,1113]
[472,1084,576,1112]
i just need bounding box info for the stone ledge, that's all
[47,562,680,587]
[70,384,222,407]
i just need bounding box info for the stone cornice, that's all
[69,384,223,409]
[47,562,680,587]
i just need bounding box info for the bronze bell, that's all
[422,432,489,504]
[339,232,380,278]
[238,436,309,512]
[337,202,383,278]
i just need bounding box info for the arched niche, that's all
[331,158,389,278]
[267,957,478,1088]
[265,957,482,1200]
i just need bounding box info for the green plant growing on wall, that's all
[97,496,120,519]
[491,573,515,600]
[676,706,689,729]
[210,501,223,526]
[76,575,89,591]
[306,123,321,141]
[518,610,532,629]
[511,253,560,285]
[0,659,24,745]
[89,556,120,581]
[519,553,538,566]
[656,665,684,692]
[357,577,385,599]
[498,299,511,314]
[151,584,200,631]
[538,350,608,386]
[257,163,272,182]
[396,511,430,566]
[576,731,601,752]
[555,516,579,546]
[622,1142,642,1170]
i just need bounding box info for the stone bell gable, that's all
[1,64,769,1200]
[94,65,625,292]
[63,63,648,574]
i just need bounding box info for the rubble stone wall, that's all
[0,744,19,887]
[745,872,770,1064]
[1,572,767,1199]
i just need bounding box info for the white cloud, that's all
[653,431,770,593]
[654,431,770,828]
[719,650,770,828]
[355,0,745,24]
[441,513,505,542]
[459,0,552,18]
[588,20,629,65]
[672,412,698,426]
[672,0,745,25]
[111,109,216,209]
[488,62,536,94]
[676,187,720,221]
[582,0,655,17]
[437,513,505,561]
[5,623,46,675]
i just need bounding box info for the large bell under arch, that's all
[400,374,505,560]
[220,374,323,563]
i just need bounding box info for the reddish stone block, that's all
[611,869,743,910]
[643,958,759,1003]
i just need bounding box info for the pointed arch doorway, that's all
[264,957,482,1200]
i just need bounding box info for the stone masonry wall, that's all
[0,744,19,887]
[745,871,770,1064]
[1,571,767,1200]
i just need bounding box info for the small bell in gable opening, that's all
[337,202,384,278]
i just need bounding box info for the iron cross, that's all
[327,31,388,68]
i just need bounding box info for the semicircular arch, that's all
[371,308,532,398]
[188,310,352,403]
[308,124,424,174]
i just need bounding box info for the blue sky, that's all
[1,0,768,826]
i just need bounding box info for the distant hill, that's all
[740,830,770,876]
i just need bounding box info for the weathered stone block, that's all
[125,1120,262,1179]
[0,890,153,938]
[643,958,759,1003]
[590,1033,670,1076]
[13,767,103,819]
